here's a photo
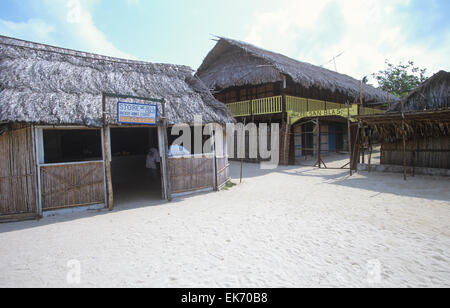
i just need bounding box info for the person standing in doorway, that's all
[150,147,160,171]
[146,148,159,179]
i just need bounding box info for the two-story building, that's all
[197,37,399,165]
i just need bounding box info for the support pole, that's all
[240,118,246,184]
[102,94,114,211]
[401,101,407,181]
[211,129,218,191]
[347,102,352,176]
[361,133,365,165]
[412,131,417,177]
[315,118,321,168]
[368,135,373,173]
[402,129,407,181]
[162,99,172,201]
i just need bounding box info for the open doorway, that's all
[110,127,162,206]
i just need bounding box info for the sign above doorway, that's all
[117,102,158,125]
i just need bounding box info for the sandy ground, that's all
[0,160,449,288]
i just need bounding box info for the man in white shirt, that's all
[146,148,159,179]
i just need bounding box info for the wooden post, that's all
[162,99,172,201]
[402,129,407,181]
[361,134,365,165]
[102,94,114,211]
[281,77,288,165]
[412,132,418,177]
[316,118,321,168]
[347,102,352,176]
[401,101,407,181]
[211,129,218,191]
[240,118,246,184]
[368,135,373,173]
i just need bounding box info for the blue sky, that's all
[0,0,449,82]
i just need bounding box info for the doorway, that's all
[110,127,162,206]
[302,122,315,156]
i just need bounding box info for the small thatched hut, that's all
[0,35,234,222]
[197,37,398,165]
[358,71,450,177]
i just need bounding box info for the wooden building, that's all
[358,71,450,177]
[0,36,234,222]
[196,37,399,165]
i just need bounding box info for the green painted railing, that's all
[227,96,283,117]
[227,95,384,123]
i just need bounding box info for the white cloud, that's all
[244,0,450,83]
[61,0,136,59]
[0,18,55,42]
[0,0,136,60]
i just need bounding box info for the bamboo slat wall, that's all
[381,136,450,169]
[168,155,214,194]
[40,161,105,211]
[216,157,231,187]
[0,127,37,218]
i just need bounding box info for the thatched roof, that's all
[0,35,234,127]
[389,70,450,112]
[197,37,399,103]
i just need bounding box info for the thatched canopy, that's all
[389,70,450,112]
[0,35,234,127]
[358,72,450,143]
[197,37,398,103]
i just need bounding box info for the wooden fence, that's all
[381,136,450,169]
[0,127,37,220]
[40,161,105,211]
[216,157,231,188]
[167,154,214,194]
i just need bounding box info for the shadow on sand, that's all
[1,159,448,232]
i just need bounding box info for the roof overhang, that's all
[357,109,450,124]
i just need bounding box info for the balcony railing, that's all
[226,95,384,122]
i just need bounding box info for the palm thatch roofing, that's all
[0,35,234,128]
[388,70,450,113]
[197,37,398,103]
[358,71,450,142]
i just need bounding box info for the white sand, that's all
[0,161,449,288]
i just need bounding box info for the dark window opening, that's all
[111,127,156,157]
[43,129,102,164]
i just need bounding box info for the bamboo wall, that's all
[216,157,230,188]
[168,155,214,194]
[0,127,37,219]
[381,136,450,169]
[40,161,105,211]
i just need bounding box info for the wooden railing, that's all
[226,95,384,122]
[40,161,105,211]
[227,96,283,117]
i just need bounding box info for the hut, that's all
[358,71,450,177]
[0,35,234,222]
[197,37,399,166]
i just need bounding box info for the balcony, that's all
[226,95,384,123]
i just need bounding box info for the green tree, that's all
[372,60,428,97]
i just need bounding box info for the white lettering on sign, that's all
[117,102,158,125]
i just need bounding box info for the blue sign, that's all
[117,102,158,125]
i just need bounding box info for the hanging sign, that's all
[117,102,158,125]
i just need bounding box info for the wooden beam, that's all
[347,102,353,176]
[102,94,114,210]
[162,99,172,201]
